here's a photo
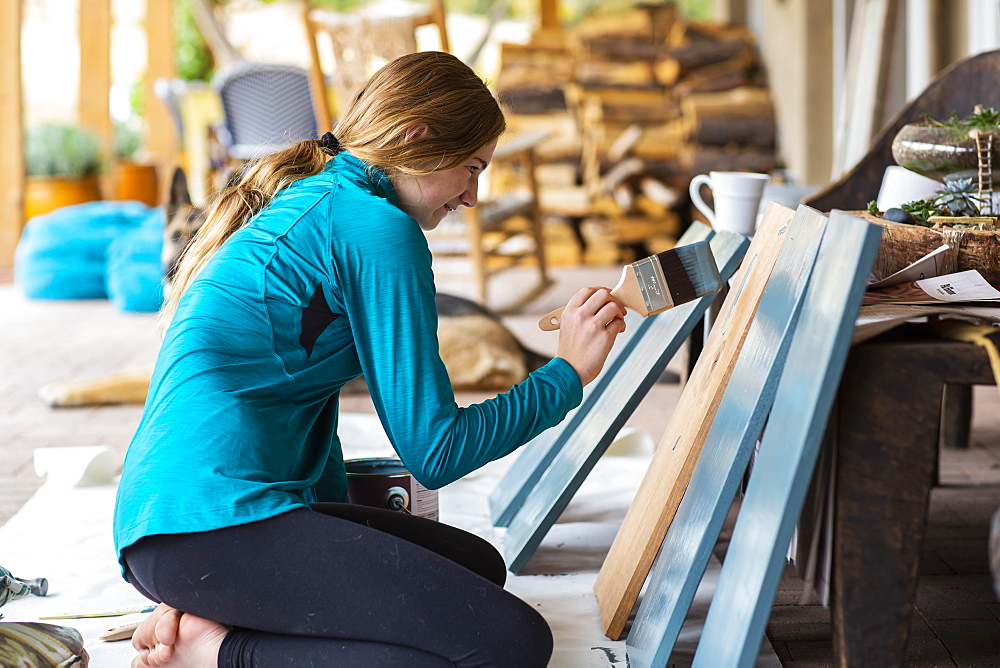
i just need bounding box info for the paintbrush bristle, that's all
[652,240,723,308]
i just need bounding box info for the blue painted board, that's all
[625,205,830,668]
[691,211,881,668]
[502,230,752,573]
[487,223,716,527]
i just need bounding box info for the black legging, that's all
[122,504,552,667]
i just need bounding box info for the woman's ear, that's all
[403,123,431,144]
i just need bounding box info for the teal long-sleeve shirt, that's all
[113,152,583,571]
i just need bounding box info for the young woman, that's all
[115,51,626,667]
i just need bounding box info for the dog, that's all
[39,168,551,407]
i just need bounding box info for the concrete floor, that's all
[2,257,999,666]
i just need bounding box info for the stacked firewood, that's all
[495,3,782,259]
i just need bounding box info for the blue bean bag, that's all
[106,212,165,313]
[15,201,164,312]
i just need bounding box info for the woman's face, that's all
[392,139,498,232]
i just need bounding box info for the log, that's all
[497,87,566,114]
[630,121,688,161]
[602,156,646,193]
[680,143,781,175]
[680,86,773,118]
[575,8,657,40]
[606,124,643,163]
[574,60,657,87]
[692,113,775,147]
[579,35,667,62]
[668,35,754,76]
[667,20,754,49]
[639,176,681,208]
[680,88,776,147]
[570,84,679,123]
[855,212,1000,283]
[636,1,678,43]
[673,50,757,96]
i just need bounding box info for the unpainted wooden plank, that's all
[593,202,796,640]
[502,229,752,573]
[487,222,715,528]
[690,211,881,667]
[624,205,830,666]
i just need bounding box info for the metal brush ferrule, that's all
[632,256,674,314]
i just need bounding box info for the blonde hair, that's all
[161,51,506,323]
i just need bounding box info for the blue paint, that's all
[502,230,752,574]
[487,223,717,527]
[691,211,881,667]
[626,205,829,667]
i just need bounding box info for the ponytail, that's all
[160,138,333,325]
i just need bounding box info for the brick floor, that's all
[2,270,999,666]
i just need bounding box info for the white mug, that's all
[689,171,770,235]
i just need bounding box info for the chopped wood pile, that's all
[496,2,782,260]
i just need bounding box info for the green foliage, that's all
[129,73,146,120]
[175,0,214,82]
[114,120,143,160]
[24,124,103,178]
[899,199,938,227]
[924,107,1000,133]
[867,200,880,215]
[895,178,986,226]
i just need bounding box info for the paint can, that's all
[344,457,439,521]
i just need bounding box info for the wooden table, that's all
[831,323,995,665]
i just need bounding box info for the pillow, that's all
[0,622,89,667]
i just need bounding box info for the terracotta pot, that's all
[114,161,160,206]
[24,175,102,221]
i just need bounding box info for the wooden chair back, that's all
[299,0,449,132]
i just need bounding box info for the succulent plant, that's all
[899,198,939,227]
[935,177,984,216]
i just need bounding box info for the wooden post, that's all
[146,0,178,201]
[0,0,24,268]
[79,0,113,197]
[539,0,559,30]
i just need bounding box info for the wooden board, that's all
[623,205,830,666]
[593,202,796,640]
[487,222,715,528]
[686,211,881,667]
[501,229,752,574]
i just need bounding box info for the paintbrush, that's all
[538,240,723,331]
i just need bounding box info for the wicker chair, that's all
[211,62,319,163]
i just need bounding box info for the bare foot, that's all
[132,603,228,667]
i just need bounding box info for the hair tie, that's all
[318,132,341,155]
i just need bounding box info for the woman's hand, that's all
[556,287,627,386]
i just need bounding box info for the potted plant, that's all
[891,106,1000,182]
[24,123,103,220]
[113,119,159,206]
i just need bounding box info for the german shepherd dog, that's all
[39,169,550,407]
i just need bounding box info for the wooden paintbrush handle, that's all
[538,307,565,331]
[538,268,637,331]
